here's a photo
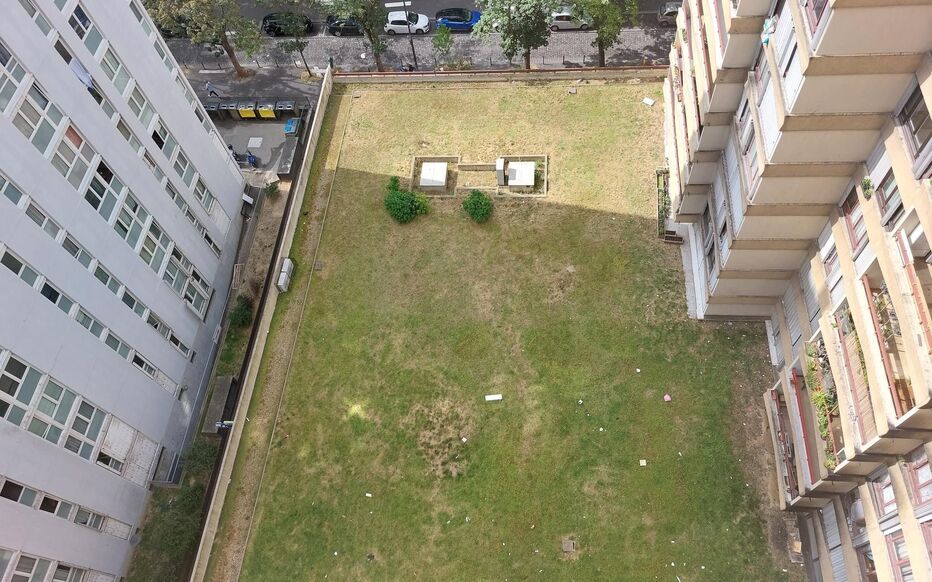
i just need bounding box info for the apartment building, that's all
[0,0,245,578]
[663,0,932,578]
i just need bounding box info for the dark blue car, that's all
[435,8,481,31]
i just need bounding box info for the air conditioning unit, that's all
[277,258,294,293]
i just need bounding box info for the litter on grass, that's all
[663,394,672,402]
[642,97,656,106]
[639,459,648,466]
[365,493,372,498]
[485,394,503,401]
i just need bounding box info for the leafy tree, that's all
[621,0,640,27]
[275,13,313,76]
[573,0,622,67]
[432,24,454,67]
[328,0,388,71]
[473,0,558,70]
[384,176,429,223]
[146,0,262,77]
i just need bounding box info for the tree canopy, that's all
[473,0,559,69]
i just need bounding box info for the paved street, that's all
[169,26,673,77]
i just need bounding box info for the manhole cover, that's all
[562,538,576,553]
[314,261,324,271]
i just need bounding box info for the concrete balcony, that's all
[805,2,932,58]
[765,382,826,509]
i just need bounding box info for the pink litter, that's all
[663,394,672,402]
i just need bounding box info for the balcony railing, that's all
[805,338,846,470]
[865,278,916,417]
[834,303,878,443]
[770,389,800,500]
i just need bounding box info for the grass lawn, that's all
[231,81,791,581]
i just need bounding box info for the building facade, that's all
[663,0,932,578]
[0,0,245,578]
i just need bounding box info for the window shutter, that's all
[100,417,134,462]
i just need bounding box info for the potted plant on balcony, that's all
[806,342,840,470]
[860,176,874,200]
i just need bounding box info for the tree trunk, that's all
[300,50,312,77]
[365,31,385,72]
[219,33,247,77]
[598,42,606,67]
[374,51,384,72]
[523,50,531,70]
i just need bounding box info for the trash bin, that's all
[205,99,222,120]
[237,100,257,119]
[219,99,240,120]
[275,99,296,116]
[257,99,277,119]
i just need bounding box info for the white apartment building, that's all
[0,0,245,578]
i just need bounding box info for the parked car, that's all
[384,11,431,35]
[325,15,363,36]
[657,1,682,26]
[435,8,482,31]
[261,12,314,36]
[550,7,590,31]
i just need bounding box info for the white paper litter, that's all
[642,97,656,106]
[485,394,503,401]
[639,459,647,466]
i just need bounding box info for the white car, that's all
[385,11,431,34]
[550,6,590,31]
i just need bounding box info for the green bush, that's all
[229,295,254,328]
[384,176,429,223]
[462,190,493,223]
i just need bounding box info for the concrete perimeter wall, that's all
[332,66,668,84]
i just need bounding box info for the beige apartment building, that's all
[662,0,932,578]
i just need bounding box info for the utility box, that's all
[277,258,294,293]
[496,158,506,186]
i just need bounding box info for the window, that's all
[113,194,149,249]
[11,555,52,582]
[17,0,53,37]
[873,471,897,517]
[13,84,63,155]
[1,251,39,287]
[899,85,930,159]
[104,332,130,359]
[163,248,210,316]
[147,312,170,339]
[0,355,41,428]
[140,221,171,273]
[0,173,24,205]
[75,309,104,338]
[84,162,123,221]
[94,265,121,295]
[152,40,175,73]
[127,86,154,128]
[0,40,26,113]
[62,236,93,269]
[151,121,178,159]
[193,179,215,212]
[132,353,156,378]
[64,400,104,460]
[51,564,86,582]
[886,531,913,581]
[736,98,759,184]
[855,543,877,582]
[68,5,103,54]
[842,188,868,254]
[165,182,185,211]
[128,0,154,36]
[40,281,75,315]
[116,118,142,154]
[97,452,124,474]
[876,170,903,227]
[173,150,195,186]
[76,509,110,535]
[38,495,73,519]
[74,507,104,530]
[52,125,95,190]
[27,380,75,445]
[121,289,146,318]
[0,480,38,507]
[169,333,190,357]
[906,448,932,507]
[100,48,130,94]
[802,0,829,33]
[25,203,61,240]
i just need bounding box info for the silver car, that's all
[550,6,590,31]
[657,1,681,26]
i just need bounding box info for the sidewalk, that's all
[169,27,673,81]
